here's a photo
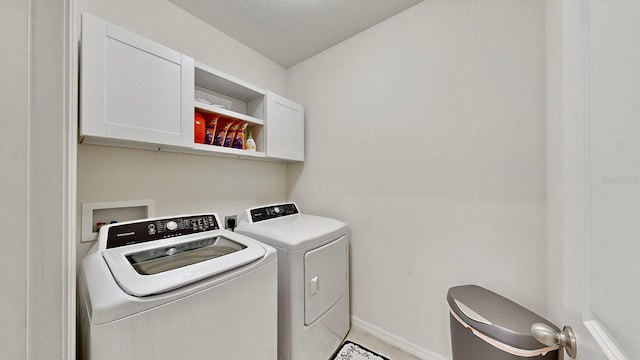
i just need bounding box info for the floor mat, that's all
[332,340,390,360]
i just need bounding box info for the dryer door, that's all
[304,235,348,325]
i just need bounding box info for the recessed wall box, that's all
[81,199,156,242]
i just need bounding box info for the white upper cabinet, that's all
[80,13,304,162]
[266,92,304,161]
[80,13,193,147]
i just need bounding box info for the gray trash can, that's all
[447,285,559,360]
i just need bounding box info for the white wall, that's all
[286,0,547,357]
[0,0,29,357]
[75,0,290,261]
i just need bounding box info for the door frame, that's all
[65,0,78,357]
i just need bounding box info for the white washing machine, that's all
[236,203,350,360]
[78,213,278,360]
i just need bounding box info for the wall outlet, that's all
[224,215,237,230]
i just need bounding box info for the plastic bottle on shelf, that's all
[245,130,256,151]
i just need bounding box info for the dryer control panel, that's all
[106,214,219,249]
[249,203,299,223]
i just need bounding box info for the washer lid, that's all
[103,230,266,297]
[237,214,348,251]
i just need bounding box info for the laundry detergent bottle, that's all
[245,129,256,151]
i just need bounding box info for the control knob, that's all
[166,221,178,231]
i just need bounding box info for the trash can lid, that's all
[447,285,560,351]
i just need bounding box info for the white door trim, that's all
[65,0,78,358]
[584,321,628,360]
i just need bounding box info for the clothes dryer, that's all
[78,213,277,360]
[236,203,350,360]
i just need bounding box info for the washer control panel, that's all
[106,214,219,249]
[249,203,299,223]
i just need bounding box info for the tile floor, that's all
[344,328,422,360]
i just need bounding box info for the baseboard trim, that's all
[350,316,448,360]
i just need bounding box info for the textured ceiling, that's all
[169,0,423,68]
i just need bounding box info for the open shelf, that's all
[194,62,265,103]
[194,102,264,126]
[193,61,266,156]
[191,143,265,158]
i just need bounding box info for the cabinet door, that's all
[80,13,193,147]
[266,92,304,161]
